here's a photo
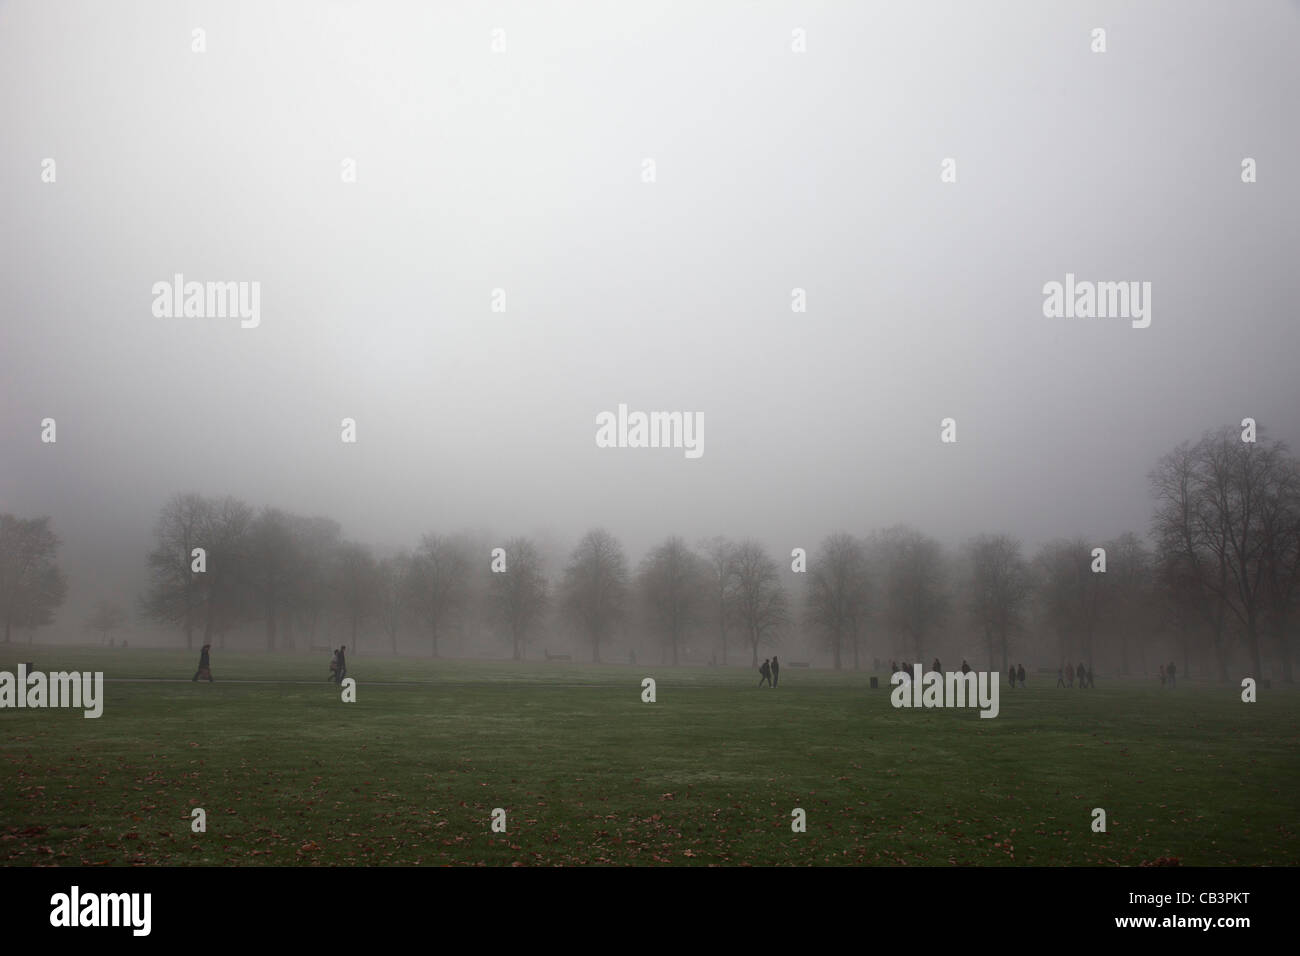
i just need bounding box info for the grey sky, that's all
[2,0,1298,625]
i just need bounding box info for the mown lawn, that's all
[1,647,1296,865]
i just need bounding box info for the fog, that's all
[2,1,1298,661]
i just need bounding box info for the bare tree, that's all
[86,599,129,644]
[488,537,549,660]
[805,533,870,670]
[1034,538,1102,670]
[1101,532,1157,677]
[699,536,738,665]
[141,493,209,649]
[1259,456,1300,682]
[1151,428,1294,681]
[639,536,707,665]
[1151,440,1230,680]
[731,540,788,667]
[376,552,413,655]
[0,514,68,643]
[333,542,379,655]
[250,508,300,651]
[561,528,629,663]
[1198,428,1287,680]
[879,526,949,663]
[965,533,1030,673]
[290,515,342,651]
[410,533,471,657]
[197,496,255,649]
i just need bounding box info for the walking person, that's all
[1167,660,1176,689]
[771,655,780,688]
[758,658,772,688]
[1078,661,1087,689]
[1056,666,1066,688]
[192,643,214,683]
[1017,663,1026,688]
[334,645,347,684]
[1065,662,1075,688]
[961,659,970,675]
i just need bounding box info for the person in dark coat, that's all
[1017,663,1026,688]
[1065,662,1075,687]
[192,644,213,683]
[961,660,970,675]
[1056,666,1065,688]
[771,655,780,688]
[1167,660,1177,688]
[334,645,347,684]
[758,658,772,687]
[931,657,941,675]
[1078,661,1087,689]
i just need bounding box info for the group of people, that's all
[1159,662,1178,688]
[1056,662,1095,688]
[758,656,780,687]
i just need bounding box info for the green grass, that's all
[1,646,1297,866]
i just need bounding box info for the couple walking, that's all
[759,656,780,688]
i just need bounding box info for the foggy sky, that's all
[3,0,1299,628]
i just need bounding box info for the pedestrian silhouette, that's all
[771,655,780,688]
[1078,661,1087,689]
[1065,662,1075,687]
[758,658,772,688]
[960,659,970,674]
[1167,660,1177,688]
[1017,663,1026,688]
[334,646,347,684]
[1056,666,1065,688]
[192,644,213,683]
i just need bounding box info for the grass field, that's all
[2,646,1297,866]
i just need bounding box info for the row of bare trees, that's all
[124,426,1300,678]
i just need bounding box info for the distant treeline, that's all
[2,425,1297,682]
